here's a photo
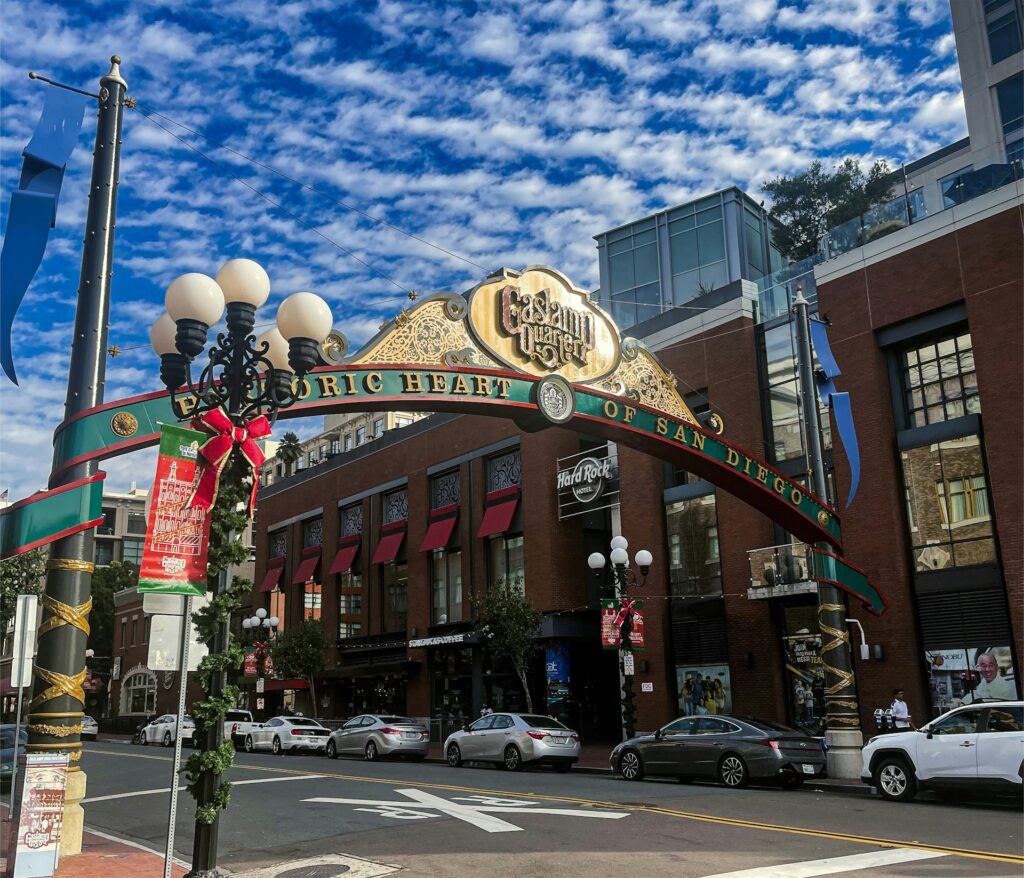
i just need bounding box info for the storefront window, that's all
[665,495,721,598]
[900,435,996,571]
[122,538,144,566]
[303,582,322,620]
[382,561,408,633]
[676,665,732,716]
[924,646,1018,718]
[431,549,463,624]
[489,535,524,589]
[123,671,156,714]
[781,602,825,736]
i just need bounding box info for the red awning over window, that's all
[372,523,406,565]
[329,539,361,574]
[292,548,321,585]
[478,488,519,538]
[419,505,459,552]
[258,559,284,592]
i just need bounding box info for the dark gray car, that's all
[610,716,827,789]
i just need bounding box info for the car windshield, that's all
[738,718,802,735]
[379,716,415,724]
[520,715,568,730]
[1,728,28,747]
[83,716,95,722]
[286,717,323,727]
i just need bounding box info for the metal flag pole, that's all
[26,55,127,856]
[164,596,193,878]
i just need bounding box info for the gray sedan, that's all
[445,713,580,772]
[610,716,827,789]
[326,715,429,761]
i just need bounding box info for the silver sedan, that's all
[445,713,580,772]
[326,715,429,761]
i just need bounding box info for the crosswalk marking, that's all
[700,847,947,878]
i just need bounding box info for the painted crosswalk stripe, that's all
[82,773,326,803]
[701,847,947,878]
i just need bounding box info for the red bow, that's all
[188,408,271,513]
[613,597,636,627]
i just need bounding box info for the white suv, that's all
[861,701,1023,802]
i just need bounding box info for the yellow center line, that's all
[86,748,1023,865]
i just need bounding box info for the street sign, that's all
[256,677,265,694]
[622,653,635,676]
[147,594,210,671]
[143,592,187,615]
[11,594,39,688]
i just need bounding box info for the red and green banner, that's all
[601,598,645,650]
[138,424,211,596]
[0,473,104,559]
[243,648,258,677]
[809,548,887,616]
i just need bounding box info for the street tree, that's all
[88,560,137,658]
[0,550,46,624]
[271,618,330,716]
[762,158,895,261]
[472,576,541,713]
[277,432,302,476]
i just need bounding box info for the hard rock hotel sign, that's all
[2,265,883,615]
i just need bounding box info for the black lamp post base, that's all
[176,319,209,359]
[288,337,318,375]
[225,301,256,336]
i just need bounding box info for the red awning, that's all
[258,566,283,593]
[329,541,360,574]
[292,550,321,585]
[478,496,518,538]
[420,507,458,552]
[261,678,308,691]
[372,525,406,565]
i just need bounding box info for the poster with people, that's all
[924,646,1018,717]
[676,665,731,716]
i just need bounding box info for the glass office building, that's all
[594,188,785,331]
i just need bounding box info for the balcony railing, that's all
[756,255,820,323]
[747,542,817,601]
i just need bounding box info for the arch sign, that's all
[1,265,885,613]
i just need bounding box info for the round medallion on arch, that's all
[110,411,138,438]
[534,375,576,425]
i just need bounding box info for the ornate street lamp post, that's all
[151,258,331,878]
[588,537,653,740]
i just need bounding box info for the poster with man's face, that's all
[924,646,1018,717]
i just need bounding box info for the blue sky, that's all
[0,0,965,501]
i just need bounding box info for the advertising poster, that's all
[243,648,258,677]
[9,753,68,878]
[545,644,571,721]
[676,665,732,716]
[139,424,212,596]
[924,646,1018,717]
[600,599,645,649]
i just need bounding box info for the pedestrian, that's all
[891,688,914,730]
[802,685,815,722]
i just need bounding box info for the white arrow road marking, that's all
[304,787,630,834]
[700,847,948,878]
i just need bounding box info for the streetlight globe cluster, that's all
[588,536,652,575]
[241,612,279,630]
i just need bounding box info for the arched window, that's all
[122,671,156,715]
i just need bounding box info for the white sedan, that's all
[140,714,195,747]
[242,716,330,755]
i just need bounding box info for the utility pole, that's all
[26,56,126,856]
[792,285,862,777]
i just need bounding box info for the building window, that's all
[382,561,408,633]
[339,592,362,615]
[126,511,147,535]
[489,535,525,589]
[668,197,727,305]
[338,549,363,640]
[383,489,408,525]
[131,617,138,645]
[665,495,722,598]
[99,508,116,535]
[344,434,353,451]
[431,548,463,625]
[120,618,126,651]
[269,530,287,559]
[395,416,413,428]
[996,73,1024,163]
[901,436,996,572]
[987,3,1022,64]
[743,205,768,280]
[374,418,385,438]
[338,622,363,639]
[341,504,363,537]
[143,615,151,643]
[303,582,322,620]
[303,518,323,548]
[356,427,367,445]
[607,219,661,328]
[95,541,114,567]
[124,672,156,714]
[122,538,144,567]
[487,449,521,492]
[939,166,974,209]
[307,451,317,467]
[431,471,461,508]
[901,330,978,428]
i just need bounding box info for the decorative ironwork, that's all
[488,449,521,492]
[46,558,95,573]
[598,340,696,424]
[431,471,460,509]
[30,666,87,710]
[38,594,91,638]
[303,518,323,548]
[109,411,138,437]
[383,489,408,525]
[27,722,83,737]
[269,530,287,558]
[341,504,363,537]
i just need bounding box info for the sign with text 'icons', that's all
[10,753,68,878]
[139,423,211,596]
[557,443,619,520]
[600,599,645,650]
[467,267,621,383]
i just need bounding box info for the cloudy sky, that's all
[0,0,966,501]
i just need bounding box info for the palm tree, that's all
[277,431,302,476]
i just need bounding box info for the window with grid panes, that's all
[607,220,661,329]
[901,331,979,428]
[668,197,728,304]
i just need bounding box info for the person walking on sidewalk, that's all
[891,688,914,730]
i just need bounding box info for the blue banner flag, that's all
[809,316,861,507]
[1,87,89,384]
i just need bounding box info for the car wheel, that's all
[272,736,282,755]
[778,775,804,790]
[718,754,749,788]
[326,739,337,759]
[503,745,522,772]
[244,735,254,753]
[139,732,148,746]
[163,731,172,747]
[618,749,644,781]
[446,743,462,767]
[875,757,917,802]
[365,740,378,762]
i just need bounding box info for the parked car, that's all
[861,701,1023,802]
[132,714,158,744]
[610,716,827,789]
[445,712,580,772]
[139,713,195,746]
[243,716,329,755]
[225,709,256,748]
[326,714,429,761]
[1,725,28,791]
[81,715,99,741]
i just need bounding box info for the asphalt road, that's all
[79,740,1023,878]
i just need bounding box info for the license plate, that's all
[403,732,419,739]
[551,737,566,744]
[801,764,815,774]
